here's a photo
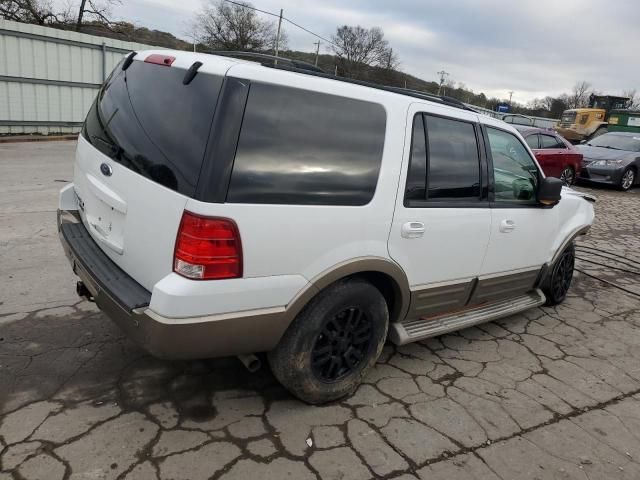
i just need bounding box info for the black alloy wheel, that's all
[543,244,575,306]
[311,306,372,382]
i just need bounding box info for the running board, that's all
[389,289,546,345]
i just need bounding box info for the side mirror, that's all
[538,177,563,206]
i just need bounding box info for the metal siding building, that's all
[0,19,154,135]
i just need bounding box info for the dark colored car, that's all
[575,132,640,191]
[515,126,583,185]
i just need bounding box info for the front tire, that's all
[542,244,575,306]
[620,167,636,191]
[268,278,388,404]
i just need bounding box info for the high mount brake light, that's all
[173,211,242,280]
[144,54,176,67]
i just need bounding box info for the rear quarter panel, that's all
[184,66,409,282]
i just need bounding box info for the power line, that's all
[221,0,338,49]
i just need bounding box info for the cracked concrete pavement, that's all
[1,141,640,479]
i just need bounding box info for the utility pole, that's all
[274,9,283,65]
[437,70,449,96]
[313,41,321,67]
[508,91,514,104]
[76,0,87,31]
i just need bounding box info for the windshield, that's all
[587,134,640,152]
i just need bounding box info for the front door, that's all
[478,126,559,300]
[388,105,491,319]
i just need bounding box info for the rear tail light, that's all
[144,54,176,66]
[173,211,242,280]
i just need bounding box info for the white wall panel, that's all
[0,19,155,134]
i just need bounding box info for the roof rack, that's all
[266,63,473,112]
[210,51,325,73]
[209,50,472,112]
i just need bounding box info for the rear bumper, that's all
[57,209,291,359]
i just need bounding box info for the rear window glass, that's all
[82,60,223,196]
[227,82,387,206]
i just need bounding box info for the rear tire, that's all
[619,167,636,191]
[542,243,575,306]
[268,278,388,404]
[559,166,575,186]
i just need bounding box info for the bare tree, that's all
[1,0,121,30]
[193,0,285,52]
[0,0,67,25]
[76,0,121,31]
[623,88,640,109]
[331,25,394,77]
[567,81,592,109]
[381,47,400,71]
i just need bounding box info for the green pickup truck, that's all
[608,110,640,133]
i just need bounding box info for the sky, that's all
[110,0,639,104]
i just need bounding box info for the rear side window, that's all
[227,83,386,205]
[83,60,223,196]
[525,134,539,149]
[540,134,565,149]
[404,113,481,204]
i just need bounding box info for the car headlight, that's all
[591,159,623,167]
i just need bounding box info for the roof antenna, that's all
[183,61,203,85]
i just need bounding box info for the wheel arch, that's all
[284,257,411,327]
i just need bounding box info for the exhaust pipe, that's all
[237,354,261,373]
[76,281,94,302]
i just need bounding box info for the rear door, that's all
[388,105,491,318]
[538,133,566,177]
[74,54,226,291]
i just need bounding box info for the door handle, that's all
[499,219,516,233]
[401,221,425,238]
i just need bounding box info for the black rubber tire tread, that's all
[268,278,388,404]
[542,243,575,306]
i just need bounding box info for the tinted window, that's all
[426,116,481,200]
[405,115,427,201]
[525,134,539,149]
[487,128,539,204]
[228,83,386,205]
[83,60,223,196]
[540,134,565,149]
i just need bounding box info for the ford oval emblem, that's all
[100,163,113,177]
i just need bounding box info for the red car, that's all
[515,126,583,185]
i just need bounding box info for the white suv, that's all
[58,50,595,403]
